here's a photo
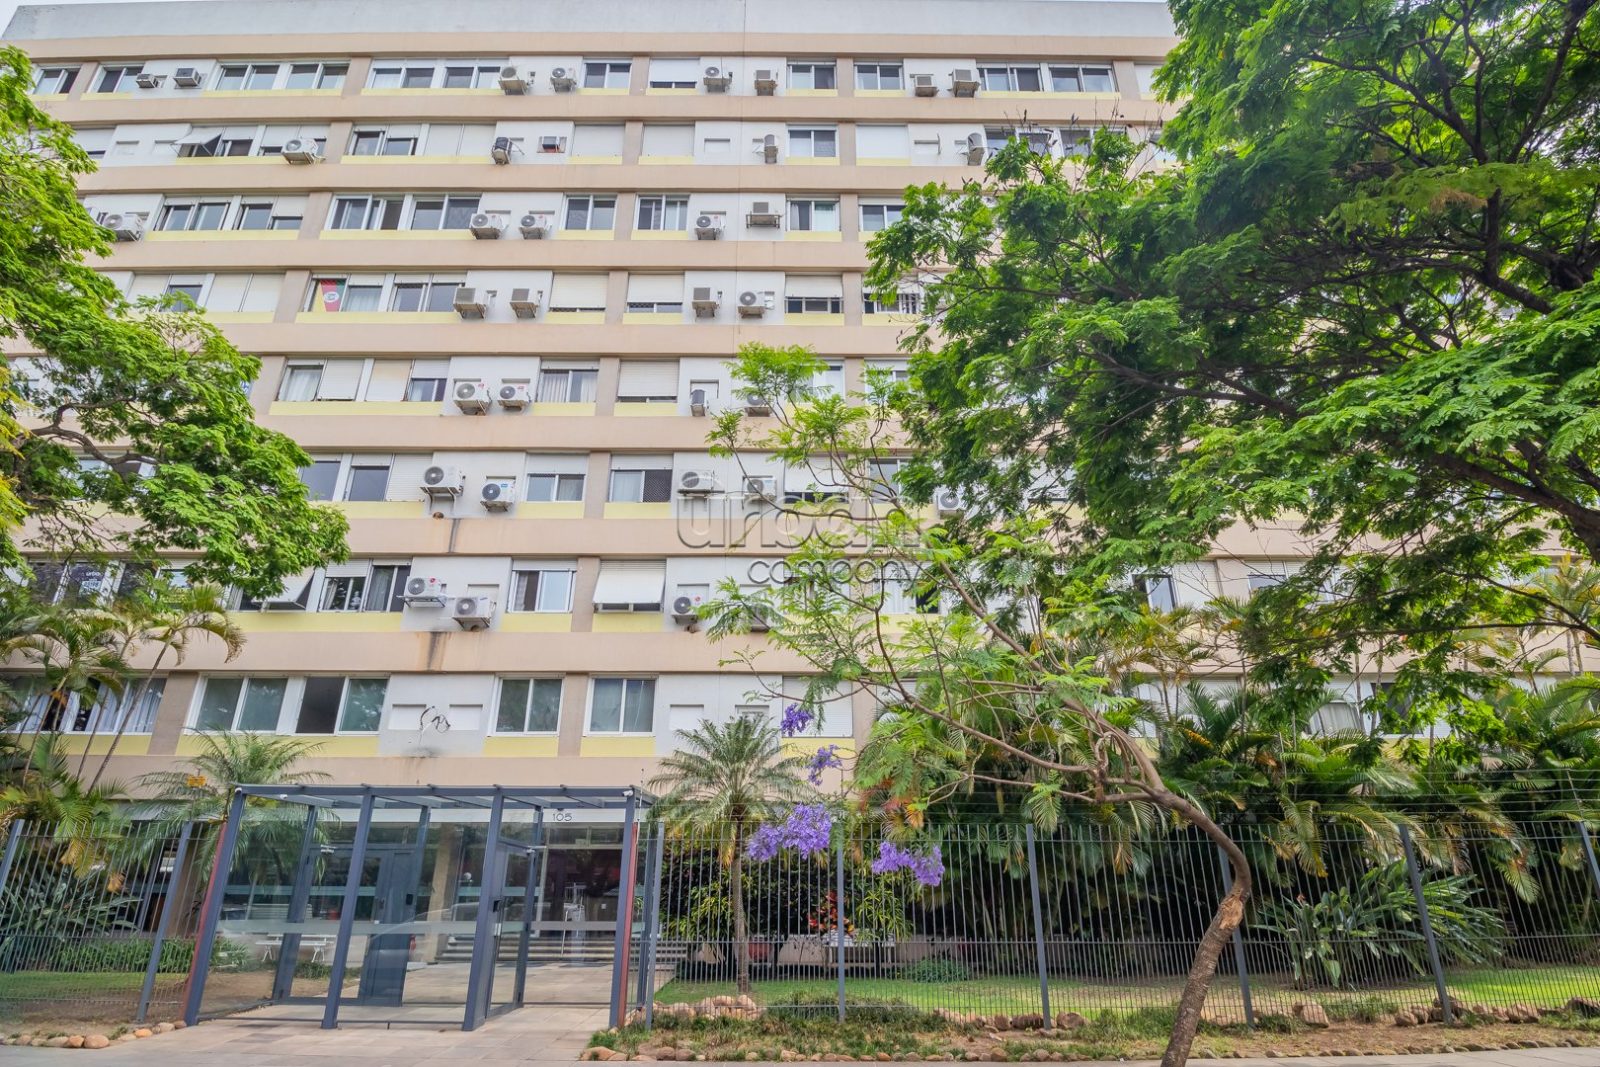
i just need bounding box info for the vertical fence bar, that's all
[0,818,24,899]
[137,822,194,1023]
[1024,826,1052,1028]
[836,832,846,1023]
[464,789,507,1031]
[184,790,247,1026]
[1578,823,1600,899]
[272,806,322,1002]
[634,823,663,1018]
[1216,843,1255,1028]
[514,809,544,1008]
[642,824,665,1027]
[322,792,376,1030]
[608,791,640,1028]
[1399,824,1452,1024]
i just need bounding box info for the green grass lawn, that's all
[0,971,157,999]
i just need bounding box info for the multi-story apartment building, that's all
[3,0,1195,799]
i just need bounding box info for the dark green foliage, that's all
[899,956,973,983]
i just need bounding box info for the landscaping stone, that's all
[83,1035,110,1050]
[171,1021,186,1029]
[1292,1002,1329,1028]
[1392,1010,1415,1026]
[45,1036,71,1048]
[66,1035,85,1048]
[133,1028,154,1039]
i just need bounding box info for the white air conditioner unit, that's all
[951,68,979,96]
[100,213,144,242]
[703,66,732,92]
[172,67,202,88]
[453,380,491,413]
[498,66,529,93]
[421,465,464,498]
[935,488,964,515]
[134,72,165,89]
[550,66,576,91]
[689,388,710,416]
[497,382,531,408]
[964,132,987,165]
[737,291,769,318]
[280,139,321,164]
[480,479,515,511]
[509,288,543,318]
[760,134,778,163]
[678,469,721,496]
[469,212,503,239]
[754,69,777,94]
[743,475,776,505]
[691,287,720,317]
[490,136,514,165]
[538,135,565,153]
[518,212,552,238]
[912,73,937,96]
[453,595,495,630]
[693,213,722,240]
[670,588,703,624]
[402,575,448,606]
[742,393,773,416]
[746,202,781,226]
[453,287,488,319]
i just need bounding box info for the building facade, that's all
[5,0,1194,792]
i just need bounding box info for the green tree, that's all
[0,46,345,593]
[647,715,811,994]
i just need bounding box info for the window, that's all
[987,127,1052,156]
[583,60,631,89]
[867,458,906,501]
[156,200,230,232]
[32,66,77,94]
[855,63,902,91]
[409,195,481,231]
[527,471,584,502]
[296,677,386,733]
[441,64,501,88]
[1310,701,1364,735]
[786,295,842,314]
[256,127,324,157]
[320,564,409,612]
[496,678,563,733]
[164,279,205,304]
[343,461,391,501]
[177,130,255,158]
[286,61,347,90]
[809,362,845,398]
[1060,127,1094,157]
[616,361,679,403]
[216,63,280,91]
[860,203,904,232]
[608,465,673,503]
[299,459,341,500]
[17,678,164,735]
[564,195,617,231]
[511,564,576,612]
[980,64,1043,92]
[646,58,698,89]
[1136,574,1178,612]
[788,62,836,90]
[788,199,839,232]
[406,369,447,402]
[863,290,921,315]
[787,127,837,159]
[278,363,323,401]
[348,128,417,156]
[1049,65,1115,93]
[29,560,111,607]
[195,677,288,731]
[319,573,366,611]
[636,195,689,231]
[537,367,599,402]
[389,277,463,313]
[330,196,404,231]
[94,65,143,93]
[308,277,384,313]
[1246,562,1298,595]
[589,677,655,733]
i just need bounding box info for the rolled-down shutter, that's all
[550,274,608,311]
[641,124,693,156]
[784,275,843,298]
[571,124,624,156]
[385,454,433,501]
[593,560,666,610]
[647,58,700,84]
[315,359,364,400]
[617,361,679,400]
[857,124,910,159]
[625,274,685,303]
[363,360,409,401]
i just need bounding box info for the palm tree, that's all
[9,604,129,753]
[0,733,126,843]
[87,581,243,788]
[140,732,328,887]
[648,716,811,994]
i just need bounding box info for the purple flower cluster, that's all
[870,841,945,887]
[780,702,814,737]
[806,745,844,785]
[746,803,834,861]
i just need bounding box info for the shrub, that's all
[54,937,194,973]
[899,956,972,983]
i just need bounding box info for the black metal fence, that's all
[622,818,1600,1028]
[0,819,210,1030]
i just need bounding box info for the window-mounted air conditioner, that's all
[421,465,465,497]
[497,382,531,408]
[453,380,491,413]
[480,479,515,511]
[951,68,979,96]
[453,595,495,630]
[754,69,777,95]
[691,287,720,317]
[550,67,576,91]
[678,469,721,496]
[402,575,448,606]
[280,139,321,164]
[498,66,530,93]
[453,287,488,319]
[509,288,543,318]
[736,291,770,318]
[703,66,732,92]
[468,212,504,239]
[100,213,144,242]
[693,213,722,240]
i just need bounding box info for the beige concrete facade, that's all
[9,0,1432,792]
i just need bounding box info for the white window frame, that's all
[509,563,577,613]
[787,62,837,90]
[583,60,632,89]
[855,62,902,91]
[787,127,838,159]
[493,676,564,734]
[587,676,657,735]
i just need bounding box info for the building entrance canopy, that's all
[183,785,651,1031]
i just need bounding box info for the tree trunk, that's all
[88,651,165,790]
[730,837,751,995]
[1156,793,1252,1067]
